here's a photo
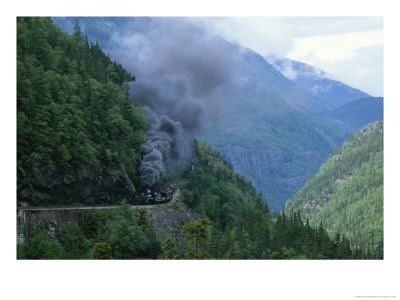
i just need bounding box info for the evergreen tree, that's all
[158,238,179,259]
[181,218,213,259]
[73,18,82,42]
[91,242,112,259]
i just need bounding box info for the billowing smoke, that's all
[138,106,194,187]
[107,18,243,187]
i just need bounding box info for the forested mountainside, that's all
[285,119,383,254]
[177,140,370,259]
[17,17,147,206]
[52,17,383,213]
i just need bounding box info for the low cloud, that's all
[197,17,383,96]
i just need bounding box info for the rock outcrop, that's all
[17,160,137,206]
[138,190,201,238]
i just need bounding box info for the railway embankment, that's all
[17,189,200,243]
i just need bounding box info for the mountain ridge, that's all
[266,56,371,108]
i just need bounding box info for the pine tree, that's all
[181,218,212,259]
[73,18,82,42]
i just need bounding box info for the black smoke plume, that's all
[138,106,194,187]
[108,18,243,187]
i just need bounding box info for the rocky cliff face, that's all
[140,191,201,238]
[220,144,325,212]
[17,160,137,206]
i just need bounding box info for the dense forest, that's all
[17,17,147,206]
[17,17,380,259]
[18,140,373,259]
[285,119,383,255]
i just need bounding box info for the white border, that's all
[2,1,399,299]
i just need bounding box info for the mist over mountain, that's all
[53,17,383,212]
[266,56,369,108]
[267,56,371,108]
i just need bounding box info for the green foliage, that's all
[58,225,90,259]
[269,251,283,259]
[91,242,112,259]
[83,210,103,240]
[104,201,161,259]
[179,140,272,259]
[268,211,354,259]
[181,218,213,259]
[17,221,66,259]
[158,238,179,259]
[17,17,146,206]
[285,120,383,253]
[18,202,162,260]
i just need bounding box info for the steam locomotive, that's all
[140,186,174,205]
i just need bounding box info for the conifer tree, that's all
[73,18,82,42]
[181,218,212,259]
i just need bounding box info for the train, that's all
[139,186,174,205]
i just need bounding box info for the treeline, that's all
[17,17,147,206]
[270,211,352,259]
[17,205,376,259]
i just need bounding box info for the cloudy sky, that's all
[194,17,383,96]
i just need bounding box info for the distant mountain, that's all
[328,97,383,131]
[267,57,370,109]
[240,51,332,112]
[284,119,383,253]
[206,54,381,212]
